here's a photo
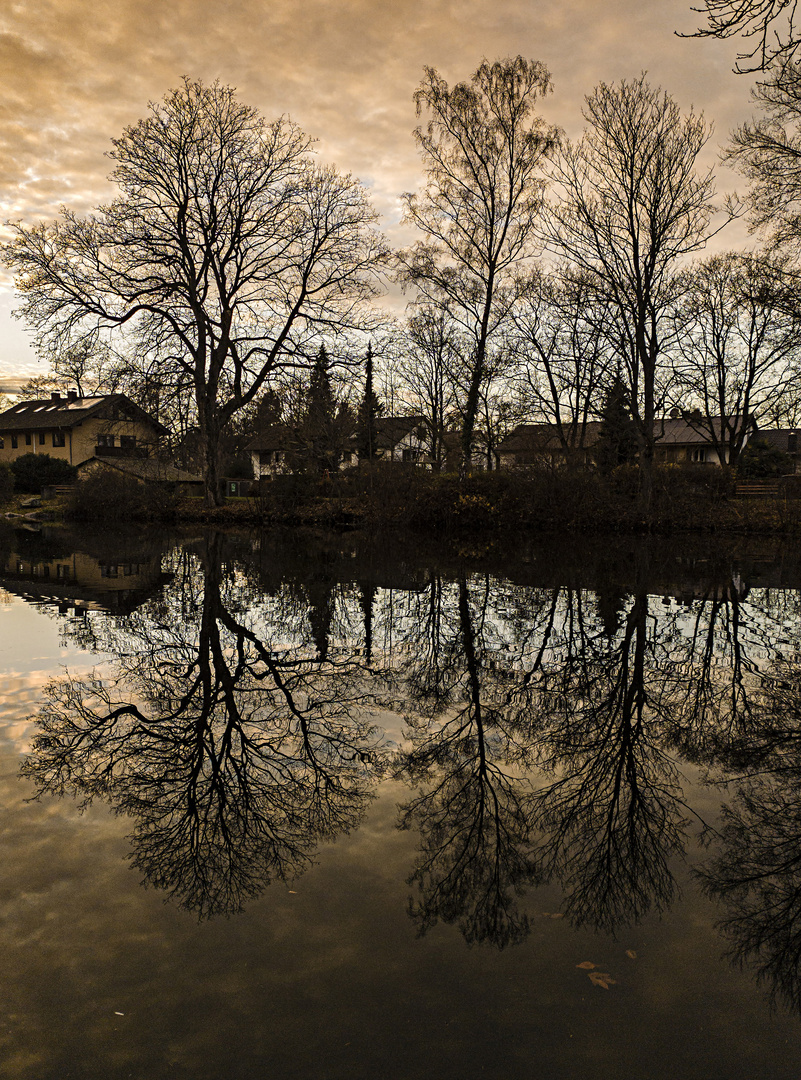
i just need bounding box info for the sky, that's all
[0,0,760,386]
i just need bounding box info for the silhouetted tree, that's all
[545,75,718,514]
[595,375,638,474]
[3,78,387,505]
[396,57,559,474]
[356,343,382,461]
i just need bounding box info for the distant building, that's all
[750,429,801,472]
[0,391,167,468]
[76,455,204,494]
[248,415,432,479]
[653,412,756,465]
[495,423,601,469]
[496,413,756,470]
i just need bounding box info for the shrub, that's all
[11,453,76,493]
[65,469,178,521]
[0,462,13,505]
[739,438,795,479]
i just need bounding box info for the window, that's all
[100,563,119,578]
[52,431,65,448]
[25,433,31,445]
[120,435,137,449]
[0,437,4,449]
[38,432,46,446]
[11,435,17,449]
[97,434,116,448]
[691,447,707,463]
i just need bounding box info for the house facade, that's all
[495,423,601,470]
[248,416,432,479]
[653,412,756,465]
[496,413,754,470]
[0,392,167,467]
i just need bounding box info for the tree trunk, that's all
[199,400,223,507]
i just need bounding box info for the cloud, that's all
[0,0,760,371]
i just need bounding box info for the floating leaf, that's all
[626,950,637,959]
[576,961,596,970]
[588,971,617,989]
[551,913,564,919]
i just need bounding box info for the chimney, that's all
[50,391,62,402]
[669,407,680,419]
[789,431,798,454]
[66,390,78,402]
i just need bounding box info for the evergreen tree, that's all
[595,376,638,474]
[303,346,338,472]
[357,344,383,460]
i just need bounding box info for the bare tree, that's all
[681,0,801,72]
[727,62,801,253]
[509,266,613,455]
[396,57,559,473]
[672,251,801,467]
[544,75,719,512]
[4,78,388,505]
[394,306,459,469]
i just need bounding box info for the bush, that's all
[0,462,13,505]
[738,438,795,479]
[11,453,76,493]
[65,469,178,522]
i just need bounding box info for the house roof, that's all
[496,422,602,454]
[81,456,203,484]
[752,429,801,453]
[0,393,168,434]
[373,415,427,450]
[655,414,751,446]
[496,415,751,454]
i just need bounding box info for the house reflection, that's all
[1,533,171,614]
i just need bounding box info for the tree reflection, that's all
[22,535,385,918]
[520,589,691,932]
[394,576,540,948]
[700,660,801,1015]
[392,569,714,942]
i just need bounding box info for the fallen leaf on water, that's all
[288,890,297,894]
[551,913,564,919]
[626,950,637,959]
[588,971,616,989]
[576,961,596,970]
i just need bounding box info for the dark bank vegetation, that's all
[63,469,179,523]
[168,463,801,535]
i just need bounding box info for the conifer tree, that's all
[357,344,383,460]
[303,346,338,472]
[595,376,638,474]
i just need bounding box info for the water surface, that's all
[1,524,801,1079]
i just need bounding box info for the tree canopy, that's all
[4,78,388,504]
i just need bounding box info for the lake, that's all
[1,522,801,1079]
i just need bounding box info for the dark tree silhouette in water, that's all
[393,576,541,948]
[22,535,386,918]
[699,659,801,1016]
